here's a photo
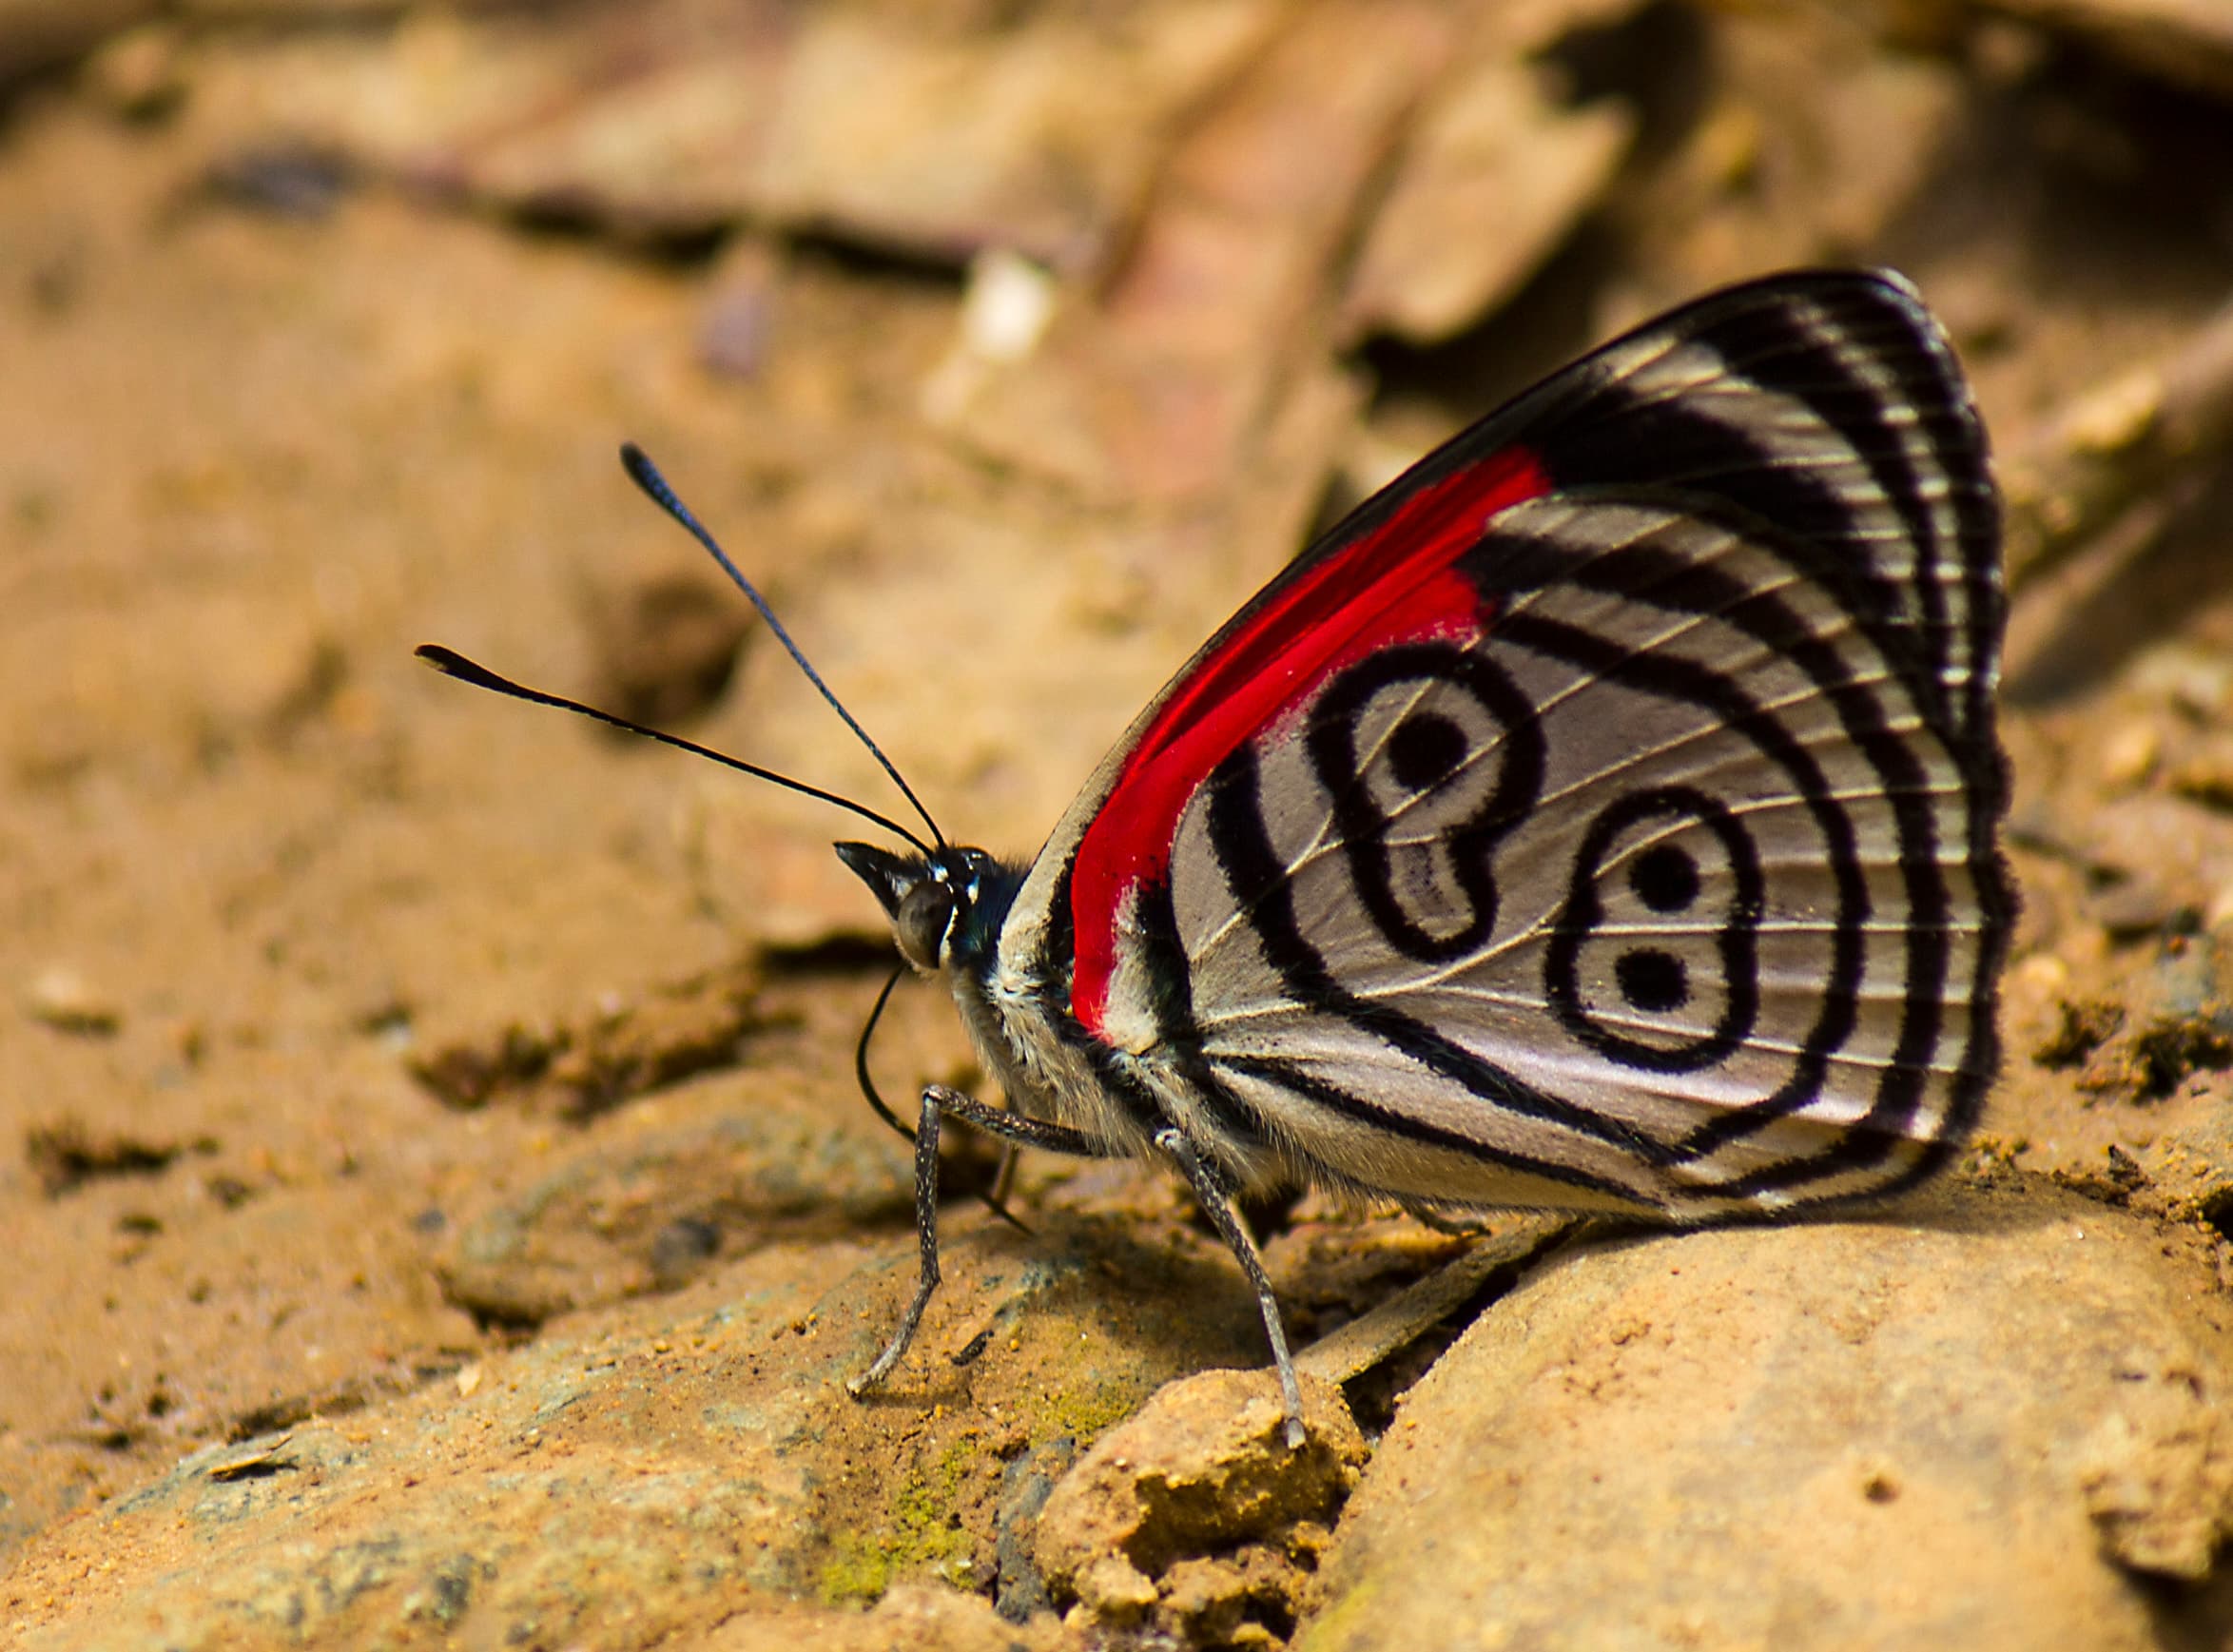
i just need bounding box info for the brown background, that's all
[4,1,2233,1646]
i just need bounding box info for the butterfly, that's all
[419,267,2012,1448]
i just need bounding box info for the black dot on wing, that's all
[1616,948,1689,1013]
[1387,712,1468,793]
[1630,844,1699,913]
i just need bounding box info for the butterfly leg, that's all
[848,1081,1118,1401]
[1399,1198,1489,1237]
[1155,1128,1307,1449]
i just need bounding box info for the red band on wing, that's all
[1071,445,1550,1034]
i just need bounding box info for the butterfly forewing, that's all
[1000,268,2010,1221]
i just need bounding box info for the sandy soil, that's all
[4,3,2233,1647]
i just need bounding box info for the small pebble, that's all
[2130,644,2233,720]
[2167,744,2233,811]
[2096,719,2159,788]
[83,24,186,121]
[25,968,122,1037]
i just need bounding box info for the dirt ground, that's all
[5,2,2233,1648]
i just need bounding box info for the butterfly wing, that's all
[995,269,2010,1218]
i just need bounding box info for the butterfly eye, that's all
[894,881,959,972]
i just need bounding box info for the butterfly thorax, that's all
[837,838,1168,1156]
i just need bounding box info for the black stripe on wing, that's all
[1201,742,1678,1200]
[1184,272,1998,759]
[1212,1048,1657,1210]
[1478,493,2006,1199]
[1192,495,2007,1211]
[1479,507,1942,1175]
[1129,874,1275,1157]
[1510,273,2000,750]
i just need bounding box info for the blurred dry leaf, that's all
[0,0,156,83]
[940,0,1460,502]
[185,0,1280,266]
[745,0,1278,270]
[1978,0,2233,101]
[2003,294,2233,592]
[1343,54,1632,343]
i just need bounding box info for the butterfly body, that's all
[844,273,2007,1250]
[421,267,2012,1448]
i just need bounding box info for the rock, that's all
[1306,1181,2233,1651]
[579,568,753,730]
[703,1583,1058,1651]
[407,965,766,1118]
[991,1436,1077,1623]
[1034,1367,1365,1643]
[432,1104,916,1327]
[2136,1099,2233,1228]
[2077,1345,2233,1582]
[3,1204,1276,1647]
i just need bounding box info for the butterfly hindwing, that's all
[1175,493,1998,1215]
[998,268,2010,1219]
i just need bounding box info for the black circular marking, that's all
[1306,643,1545,964]
[1387,711,1467,794]
[1616,948,1689,1013]
[1630,844,1699,913]
[1544,786,1765,1074]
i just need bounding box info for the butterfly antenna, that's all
[414,645,935,855]
[620,443,948,852]
[855,962,1032,1235]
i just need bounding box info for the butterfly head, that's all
[836,841,1017,976]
